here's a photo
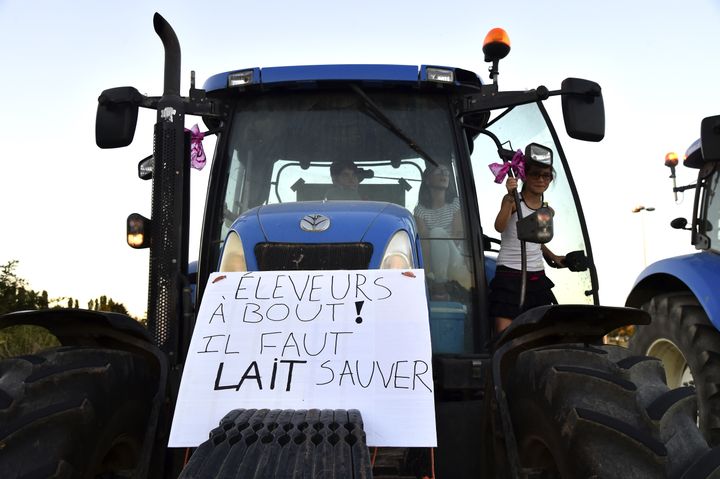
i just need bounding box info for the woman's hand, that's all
[505,177,518,194]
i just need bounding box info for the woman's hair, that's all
[418,165,457,208]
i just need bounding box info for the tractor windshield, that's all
[219,90,457,227]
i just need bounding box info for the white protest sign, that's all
[169,269,436,447]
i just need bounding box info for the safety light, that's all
[482,28,511,62]
[525,143,553,166]
[664,152,679,168]
[427,67,454,84]
[228,70,255,87]
[380,230,413,269]
[219,231,248,272]
[127,213,151,249]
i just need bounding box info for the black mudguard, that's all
[0,309,169,479]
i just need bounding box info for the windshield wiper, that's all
[350,84,438,167]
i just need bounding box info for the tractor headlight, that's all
[380,230,413,269]
[218,231,248,272]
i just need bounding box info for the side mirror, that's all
[701,115,720,161]
[96,87,142,149]
[561,78,605,142]
[670,217,689,230]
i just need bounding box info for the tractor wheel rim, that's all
[646,338,692,388]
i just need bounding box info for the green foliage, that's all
[0,325,59,359]
[0,260,49,315]
[0,260,136,359]
[87,295,129,315]
[0,261,60,358]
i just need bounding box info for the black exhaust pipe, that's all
[153,13,181,96]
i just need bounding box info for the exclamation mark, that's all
[355,301,364,324]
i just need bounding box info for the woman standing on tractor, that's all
[489,150,566,333]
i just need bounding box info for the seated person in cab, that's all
[414,165,471,296]
[325,160,363,200]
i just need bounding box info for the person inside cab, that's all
[414,164,470,298]
[325,160,363,201]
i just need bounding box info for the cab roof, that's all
[203,64,483,93]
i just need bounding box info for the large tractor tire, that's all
[629,293,720,446]
[0,347,158,479]
[507,343,720,478]
[179,408,372,479]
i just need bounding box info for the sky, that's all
[1,0,718,318]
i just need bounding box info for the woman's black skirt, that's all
[488,265,557,320]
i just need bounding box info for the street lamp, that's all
[632,205,656,213]
[632,205,655,265]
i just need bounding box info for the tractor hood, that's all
[227,200,419,271]
[255,201,394,242]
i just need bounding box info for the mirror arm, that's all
[461,83,603,114]
[460,86,550,115]
[552,84,602,100]
[674,183,697,193]
[139,96,160,110]
[136,94,226,119]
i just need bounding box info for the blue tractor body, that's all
[629,251,720,330]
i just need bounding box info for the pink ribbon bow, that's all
[488,149,526,183]
[185,124,206,170]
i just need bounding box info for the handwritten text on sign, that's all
[168,269,436,447]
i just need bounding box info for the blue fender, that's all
[626,251,720,330]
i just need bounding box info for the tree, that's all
[88,295,130,315]
[0,260,47,314]
[0,260,136,359]
[0,260,59,358]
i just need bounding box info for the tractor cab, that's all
[192,62,600,354]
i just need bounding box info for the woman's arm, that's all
[542,245,566,268]
[494,177,517,233]
[494,194,515,233]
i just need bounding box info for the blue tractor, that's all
[1,13,718,479]
[626,115,720,447]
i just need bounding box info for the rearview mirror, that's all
[701,115,720,161]
[561,78,605,142]
[670,217,688,230]
[96,87,142,149]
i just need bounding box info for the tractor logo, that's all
[300,214,330,232]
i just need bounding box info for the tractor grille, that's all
[255,243,373,271]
